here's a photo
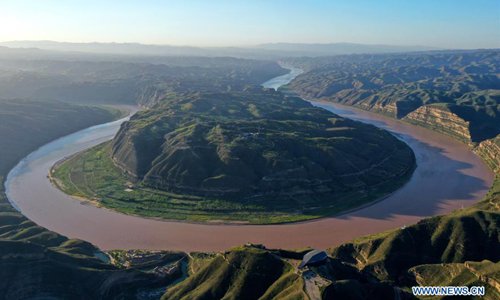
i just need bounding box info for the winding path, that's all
[5,68,494,251]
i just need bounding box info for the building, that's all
[298,249,328,269]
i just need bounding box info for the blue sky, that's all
[1,0,499,48]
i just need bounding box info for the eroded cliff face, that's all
[136,85,169,107]
[402,105,472,144]
[474,136,500,173]
[310,95,475,144]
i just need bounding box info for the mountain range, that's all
[0,41,438,59]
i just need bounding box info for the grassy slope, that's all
[162,246,308,300]
[162,244,421,300]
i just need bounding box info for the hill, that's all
[0,214,171,299]
[0,55,286,104]
[52,89,415,223]
[161,244,419,300]
[326,173,500,299]
[163,246,308,300]
[284,50,500,144]
[0,99,122,177]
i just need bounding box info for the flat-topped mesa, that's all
[111,90,415,206]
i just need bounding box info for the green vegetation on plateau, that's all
[52,89,415,223]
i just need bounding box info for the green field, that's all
[51,140,414,224]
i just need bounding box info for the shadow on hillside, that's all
[333,135,491,221]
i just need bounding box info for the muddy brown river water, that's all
[5,69,494,251]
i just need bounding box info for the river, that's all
[4,69,494,251]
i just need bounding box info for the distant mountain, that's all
[0,40,440,58]
[256,42,439,55]
[0,40,209,56]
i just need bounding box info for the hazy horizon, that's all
[0,39,445,49]
[1,0,499,49]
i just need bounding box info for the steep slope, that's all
[403,102,499,144]
[331,208,499,282]
[284,50,500,296]
[0,99,122,175]
[281,51,500,298]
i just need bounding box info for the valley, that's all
[0,49,498,299]
[1,0,499,297]
[5,67,493,251]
